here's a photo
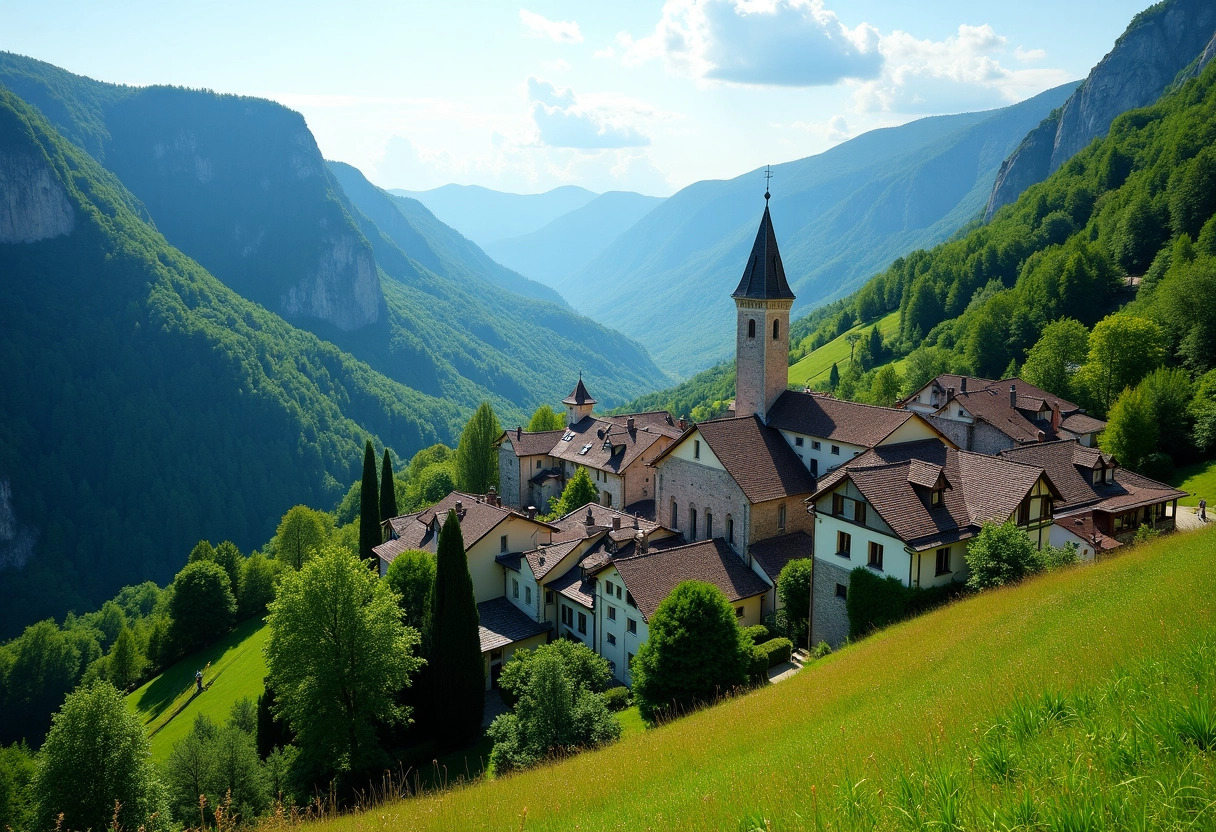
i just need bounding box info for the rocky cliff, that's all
[986,0,1216,220]
[0,148,74,243]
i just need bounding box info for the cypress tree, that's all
[455,402,502,495]
[380,448,399,521]
[359,440,381,563]
[430,509,484,742]
[828,362,840,390]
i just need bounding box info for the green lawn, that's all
[127,617,269,762]
[788,311,900,387]
[616,705,644,739]
[1170,458,1216,506]
[312,526,1216,832]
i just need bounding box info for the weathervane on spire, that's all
[764,165,772,203]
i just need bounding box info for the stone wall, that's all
[811,557,853,649]
[498,445,522,508]
[657,456,748,554]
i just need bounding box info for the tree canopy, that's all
[168,560,237,654]
[455,402,501,495]
[527,404,566,432]
[548,466,599,519]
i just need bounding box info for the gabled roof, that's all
[766,390,925,448]
[1000,440,1185,515]
[811,440,1056,551]
[497,427,566,457]
[477,598,551,653]
[526,415,675,475]
[602,538,771,621]
[549,502,665,545]
[1059,412,1106,437]
[523,537,585,582]
[748,531,813,582]
[731,204,795,301]
[946,387,1046,444]
[562,378,596,406]
[663,415,816,504]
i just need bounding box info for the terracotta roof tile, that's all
[766,390,917,447]
[547,415,672,474]
[523,538,584,582]
[605,538,771,620]
[563,378,596,406]
[999,441,1183,515]
[692,415,816,503]
[748,531,812,581]
[498,428,566,457]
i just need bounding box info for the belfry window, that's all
[773,319,780,340]
[748,319,756,339]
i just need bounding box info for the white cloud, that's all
[519,9,583,44]
[527,77,651,148]
[1014,45,1047,62]
[620,0,881,86]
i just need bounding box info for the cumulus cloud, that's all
[1014,45,1046,62]
[621,0,881,86]
[519,9,583,43]
[527,77,651,148]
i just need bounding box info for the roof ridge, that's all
[782,389,912,414]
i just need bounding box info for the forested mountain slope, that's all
[0,53,669,419]
[570,83,1077,376]
[986,0,1216,219]
[0,90,460,636]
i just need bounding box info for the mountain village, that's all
[374,198,1188,690]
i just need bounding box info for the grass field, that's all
[304,526,1216,832]
[787,311,900,387]
[1170,458,1216,506]
[127,617,268,762]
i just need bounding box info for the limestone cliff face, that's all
[986,0,1216,220]
[0,149,74,243]
[103,91,385,332]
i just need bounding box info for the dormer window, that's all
[931,489,943,508]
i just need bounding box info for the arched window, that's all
[748,319,756,339]
[726,515,734,544]
[690,507,698,539]
[705,510,713,539]
[671,499,679,529]
[773,318,780,340]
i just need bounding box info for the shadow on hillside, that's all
[134,617,265,722]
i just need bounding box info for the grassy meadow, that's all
[127,618,269,762]
[788,311,900,387]
[299,526,1216,832]
[1170,459,1216,506]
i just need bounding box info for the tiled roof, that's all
[1060,412,1107,436]
[495,551,523,572]
[605,411,684,439]
[999,440,1183,515]
[548,415,672,474]
[691,415,817,503]
[477,597,551,653]
[498,428,566,457]
[748,531,813,581]
[549,502,664,544]
[950,387,1046,443]
[563,378,596,406]
[373,536,427,568]
[1055,512,1120,551]
[766,390,919,448]
[732,204,795,301]
[523,538,584,582]
[382,491,554,555]
[548,563,595,609]
[813,441,1051,551]
[605,538,771,620]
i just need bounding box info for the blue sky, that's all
[1,0,1151,195]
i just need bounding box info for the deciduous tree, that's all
[527,404,566,432]
[776,559,813,647]
[455,402,501,495]
[168,561,236,653]
[548,466,599,518]
[964,521,1038,590]
[274,506,328,570]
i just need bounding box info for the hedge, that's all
[747,646,769,685]
[846,567,967,639]
[601,686,631,712]
[755,637,793,668]
[740,624,770,645]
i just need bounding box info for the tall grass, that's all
[280,527,1216,831]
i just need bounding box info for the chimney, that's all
[527,505,537,520]
[1036,429,1046,442]
[585,505,595,527]
[960,377,967,393]
[946,386,955,401]
[633,513,639,529]
[1010,384,1017,408]
[636,530,648,555]
[488,486,498,507]
[516,426,522,439]
[1051,401,1062,434]
[613,516,621,531]
[627,416,635,431]
[455,500,463,514]
[678,416,688,431]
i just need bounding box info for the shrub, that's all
[601,687,631,712]
[739,624,770,646]
[965,521,1039,589]
[776,559,813,645]
[747,647,769,686]
[848,567,968,639]
[811,641,832,660]
[755,638,793,668]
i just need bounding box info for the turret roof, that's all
[732,204,795,301]
[562,377,596,406]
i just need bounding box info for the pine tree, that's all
[359,440,380,563]
[828,362,840,390]
[380,449,399,521]
[430,509,484,742]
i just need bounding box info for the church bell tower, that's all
[733,177,794,422]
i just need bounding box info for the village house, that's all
[900,374,1106,452]
[805,439,1061,647]
[496,380,683,514]
[999,439,1186,552]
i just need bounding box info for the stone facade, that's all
[656,455,749,554]
[811,557,853,649]
[498,443,523,508]
[926,415,1015,455]
[734,298,792,420]
[748,497,814,544]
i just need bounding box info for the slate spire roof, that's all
[562,377,596,406]
[732,204,795,301]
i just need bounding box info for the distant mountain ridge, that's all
[482,191,666,296]
[391,183,598,248]
[567,83,1078,376]
[985,0,1216,220]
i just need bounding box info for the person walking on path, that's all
[1200,497,1207,523]
[195,669,204,692]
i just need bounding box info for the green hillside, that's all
[788,310,901,386]
[127,619,268,763]
[0,88,460,635]
[315,527,1216,832]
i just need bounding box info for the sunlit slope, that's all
[315,528,1216,831]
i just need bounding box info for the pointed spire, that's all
[732,203,795,301]
[562,377,596,406]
